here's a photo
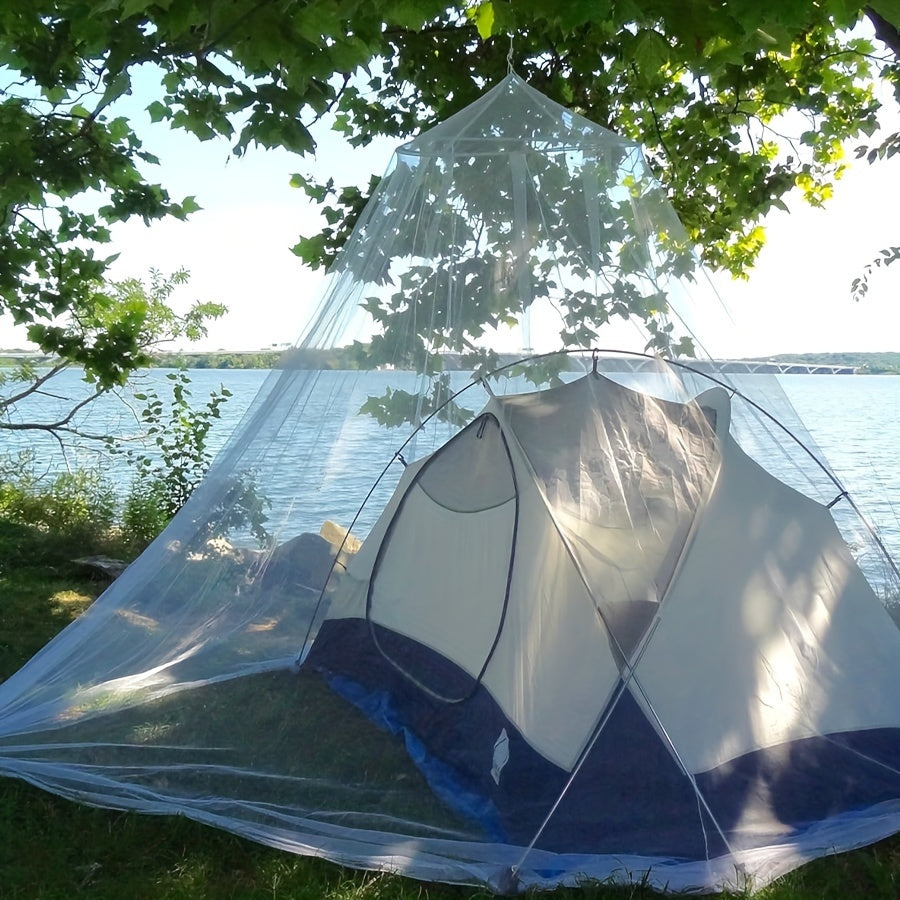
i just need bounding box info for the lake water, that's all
[2,367,899,566]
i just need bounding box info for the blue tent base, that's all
[306,617,900,866]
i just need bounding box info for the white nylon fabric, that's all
[498,377,722,658]
[637,435,900,773]
[368,486,516,676]
[329,377,722,770]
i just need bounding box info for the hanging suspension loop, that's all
[507,34,515,74]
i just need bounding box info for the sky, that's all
[2,74,899,360]
[713,153,900,358]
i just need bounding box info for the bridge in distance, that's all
[594,357,858,376]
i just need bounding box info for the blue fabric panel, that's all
[696,725,900,847]
[536,685,728,858]
[325,672,508,841]
[306,617,559,843]
[305,619,718,857]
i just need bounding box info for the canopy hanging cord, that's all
[507,34,514,73]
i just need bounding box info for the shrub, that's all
[125,368,231,520]
[120,478,170,553]
[0,368,269,557]
[0,453,116,548]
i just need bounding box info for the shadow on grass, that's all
[0,775,688,899]
[0,519,106,679]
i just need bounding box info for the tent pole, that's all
[491,380,739,886]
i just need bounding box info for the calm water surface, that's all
[3,368,899,560]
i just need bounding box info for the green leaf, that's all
[146,100,170,123]
[469,2,495,40]
[41,85,68,104]
[631,29,670,77]
[121,0,151,16]
[868,0,900,25]
[177,196,201,217]
[381,0,443,29]
[99,71,131,108]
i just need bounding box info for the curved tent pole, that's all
[363,412,521,704]
[485,346,900,584]
[655,353,900,585]
[296,375,495,665]
[298,359,652,679]
[296,355,738,867]
[501,349,899,884]
[484,376,736,883]
[506,644,741,892]
[294,345,895,885]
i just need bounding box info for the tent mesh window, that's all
[1,73,899,895]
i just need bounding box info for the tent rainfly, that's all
[1,73,899,895]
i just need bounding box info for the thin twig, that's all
[1,387,105,433]
[1,362,70,408]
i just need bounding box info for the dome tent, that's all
[1,73,899,894]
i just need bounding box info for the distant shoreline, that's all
[2,349,899,373]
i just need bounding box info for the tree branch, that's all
[866,7,900,60]
[0,386,106,434]
[307,73,352,128]
[0,362,70,409]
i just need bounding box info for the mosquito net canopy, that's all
[1,73,899,894]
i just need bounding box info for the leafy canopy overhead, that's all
[1,0,899,370]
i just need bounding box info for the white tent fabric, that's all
[320,376,722,772]
[1,72,899,894]
[639,431,900,773]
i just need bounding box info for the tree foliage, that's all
[0,269,225,439]
[1,0,899,368]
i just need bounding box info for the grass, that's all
[0,517,899,898]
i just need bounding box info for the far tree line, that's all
[5,349,899,374]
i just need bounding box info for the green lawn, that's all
[0,518,897,899]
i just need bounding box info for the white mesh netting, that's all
[1,73,899,894]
